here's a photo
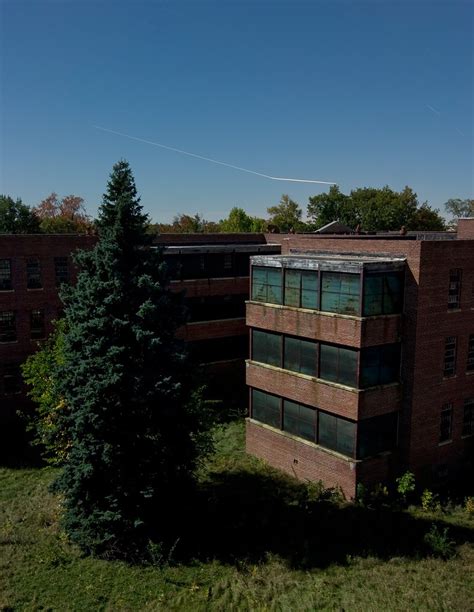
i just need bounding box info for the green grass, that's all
[1,420,474,611]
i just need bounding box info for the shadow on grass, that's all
[0,420,43,469]
[160,467,474,569]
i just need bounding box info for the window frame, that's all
[26,257,42,290]
[448,268,462,310]
[0,311,16,343]
[0,259,12,291]
[439,403,453,443]
[462,398,474,437]
[443,336,457,378]
[30,309,46,340]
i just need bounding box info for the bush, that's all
[396,471,415,503]
[423,525,456,559]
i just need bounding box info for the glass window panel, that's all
[299,340,317,376]
[252,330,281,367]
[364,275,383,296]
[252,389,280,428]
[358,412,398,458]
[363,294,383,316]
[383,274,403,314]
[283,400,316,442]
[26,258,42,289]
[337,419,356,457]
[284,287,300,307]
[320,344,339,383]
[267,268,282,286]
[322,273,341,292]
[321,272,360,315]
[267,283,282,304]
[284,337,300,373]
[338,348,358,386]
[0,260,12,291]
[338,293,360,315]
[301,289,318,309]
[321,291,340,313]
[318,411,337,451]
[285,269,301,288]
[301,271,318,291]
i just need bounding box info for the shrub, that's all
[396,471,415,503]
[423,525,456,559]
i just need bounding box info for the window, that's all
[30,309,45,339]
[54,257,70,286]
[26,257,42,289]
[284,269,319,309]
[223,253,233,271]
[439,403,453,442]
[448,269,462,309]
[363,272,403,316]
[358,412,398,458]
[189,335,248,364]
[320,343,358,387]
[443,336,457,377]
[283,400,317,442]
[467,335,474,372]
[251,266,282,304]
[462,398,474,436]
[321,272,360,315]
[319,411,356,457]
[186,294,246,322]
[0,259,12,291]
[251,389,280,428]
[0,311,16,342]
[283,336,317,376]
[252,330,282,367]
[360,344,400,388]
[3,364,21,395]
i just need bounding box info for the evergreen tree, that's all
[53,160,211,557]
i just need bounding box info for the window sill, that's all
[26,288,44,292]
[438,439,453,447]
[446,308,461,313]
[0,289,14,293]
[461,434,473,440]
[442,375,457,381]
[0,340,18,345]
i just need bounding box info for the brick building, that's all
[246,228,474,498]
[0,233,280,443]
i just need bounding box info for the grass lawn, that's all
[1,420,473,611]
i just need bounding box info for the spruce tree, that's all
[54,160,211,557]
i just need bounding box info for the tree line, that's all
[2,188,473,235]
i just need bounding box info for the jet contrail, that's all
[426,104,441,115]
[93,125,336,185]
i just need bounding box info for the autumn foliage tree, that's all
[34,193,93,233]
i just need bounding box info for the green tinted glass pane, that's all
[300,339,317,376]
[321,291,340,313]
[337,419,356,457]
[267,268,282,286]
[302,271,318,291]
[338,348,358,386]
[252,330,281,366]
[252,389,280,428]
[320,344,339,382]
[285,287,300,307]
[283,400,300,420]
[365,275,383,296]
[283,401,316,442]
[319,411,337,451]
[253,267,267,283]
[322,273,340,292]
[284,337,300,372]
[267,284,282,304]
[301,288,318,309]
[285,269,301,288]
[383,274,403,314]
[379,344,400,384]
[340,274,360,295]
[363,294,383,316]
[338,293,360,315]
[252,279,267,301]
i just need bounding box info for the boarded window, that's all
[252,329,282,367]
[283,400,317,442]
[358,412,398,458]
[319,411,356,457]
[251,266,282,304]
[0,259,12,291]
[321,272,360,315]
[283,336,317,376]
[463,398,474,437]
[251,389,281,428]
[443,336,457,377]
[320,343,358,387]
[439,403,453,442]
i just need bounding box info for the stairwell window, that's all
[443,336,457,377]
[448,269,462,309]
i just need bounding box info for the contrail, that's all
[93,125,336,185]
[426,104,441,115]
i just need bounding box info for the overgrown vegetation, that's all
[1,421,473,610]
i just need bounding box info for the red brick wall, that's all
[457,219,474,240]
[170,277,249,297]
[178,318,247,341]
[246,419,358,498]
[247,301,401,348]
[154,233,268,245]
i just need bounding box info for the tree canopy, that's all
[35,160,212,557]
[34,193,93,233]
[219,207,266,232]
[267,195,304,232]
[307,185,446,232]
[444,198,474,220]
[0,195,41,233]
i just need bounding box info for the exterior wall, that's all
[457,219,474,240]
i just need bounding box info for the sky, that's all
[1,0,472,223]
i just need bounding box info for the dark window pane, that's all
[320,344,357,387]
[0,311,16,342]
[252,389,280,428]
[320,344,339,383]
[448,269,462,310]
[284,336,317,376]
[252,266,282,304]
[439,403,453,442]
[252,330,282,367]
[30,309,45,339]
[319,411,337,450]
[0,259,12,291]
[54,257,70,286]
[26,258,42,289]
[363,273,403,316]
[443,336,457,377]
[358,412,398,458]
[467,335,474,372]
[318,411,356,457]
[360,344,400,388]
[3,364,21,394]
[338,349,358,386]
[463,398,474,436]
[189,335,248,363]
[284,270,301,307]
[283,400,316,442]
[337,419,356,457]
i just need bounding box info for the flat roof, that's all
[251,252,406,273]
[162,244,281,255]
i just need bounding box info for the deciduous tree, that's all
[267,195,304,232]
[0,195,41,233]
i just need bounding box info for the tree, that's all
[34,193,93,233]
[267,195,304,232]
[0,195,41,233]
[444,198,474,219]
[219,207,267,232]
[50,160,212,557]
[307,185,445,232]
[21,320,69,465]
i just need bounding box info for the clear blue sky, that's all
[1,0,472,222]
